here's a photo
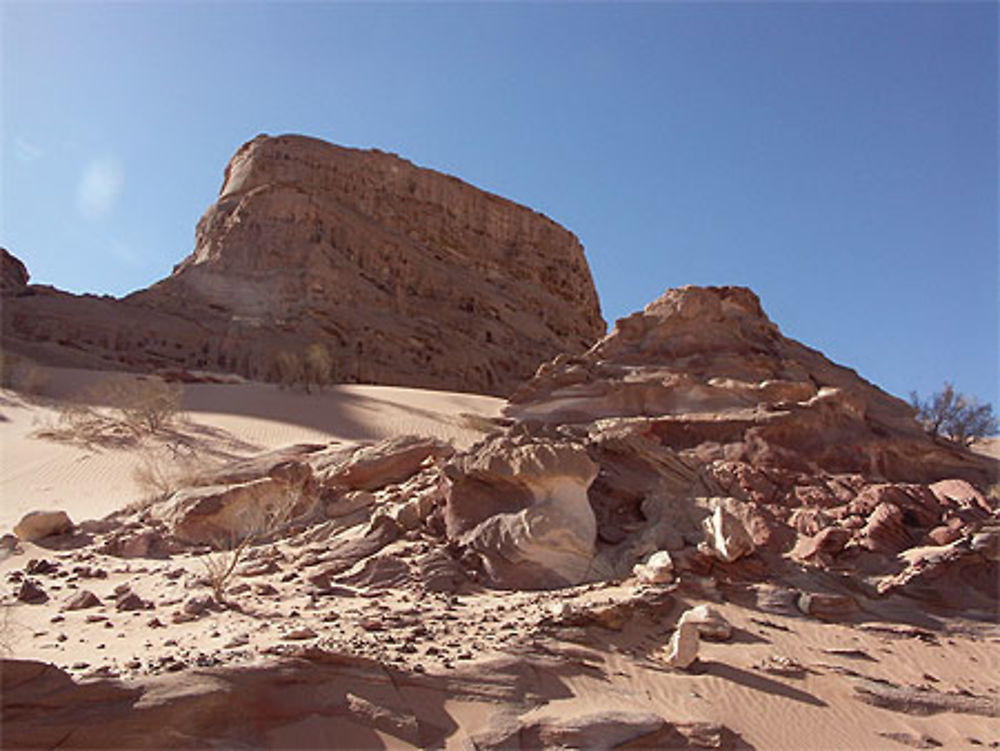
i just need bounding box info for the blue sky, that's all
[2,2,996,406]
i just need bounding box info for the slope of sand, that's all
[0,367,502,532]
[3,367,999,749]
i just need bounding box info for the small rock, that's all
[183,594,218,617]
[252,582,279,596]
[17,579,48,604]
[26,558,59,575]
[283,627,318,641]
[14,510,73,541]
[66,590,102,610]
[224,633,249,648]
[116,592,148,611]
[664,620,699,669]
[632,550,674,585]
[0,533,20,556]
[797,592,858,621]
[699,505,754,563]
[754,655,808,678]
[680,604,732,641]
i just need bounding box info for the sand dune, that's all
[0,367,502,532]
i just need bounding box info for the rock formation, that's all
[1,135,604,395]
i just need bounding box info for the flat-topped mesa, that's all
[132,134,606,394]
[508,285,994,486]
[2,135,605,395]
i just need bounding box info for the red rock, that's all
[925,517,964,546]
[858,502,911,554]
[66,590,102,610]
[2,135,604,396]
[796,526,852,559]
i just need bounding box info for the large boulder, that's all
[444,433,599,589]
[13,510,73,541]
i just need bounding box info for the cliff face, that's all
[2,135,605,395]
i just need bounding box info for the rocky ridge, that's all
[1,134,605,395]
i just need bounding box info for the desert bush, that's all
[910,382,998,447]
[0,351,50,395]
[275,351,303,390]
[303,342,333,392]
[88,374,183,433]
[130,447,215,508]
[202,490,302,603]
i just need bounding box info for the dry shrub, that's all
[275,351,303,390]
[88,374,183,433]
[129,447,216,510]
[202,490,303,603]
[0,351,50,395]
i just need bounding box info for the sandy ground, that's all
[0,367,502,532]
[3,539,998,749]
[2,367,999,749]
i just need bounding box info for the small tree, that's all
[910,382,998,447]
[274,351,303,390]
[303,343,333,393]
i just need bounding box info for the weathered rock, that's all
[444,433,599,589]
[1,247,28,295]
[699,504,755,563]
[797,592,858,621]
[857,501,911,554]
[632,550,674,585]
[470,710,668,750]
[925,518,964,546]
[116,591,150,611]
[17,579,47,604]
[795,525,852,560]
[507,286,995,487]
[65,590,102,610]
[929,478,992,515]
[2,135,604,395]
[318,435,452,491]
[155,466,316,546]
[664,619,700,669]
[13,510,73,541]
[679,604,732,641]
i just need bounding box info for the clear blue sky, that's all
[2,2,996,406]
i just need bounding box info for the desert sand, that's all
[2,363,998,750]
[1,367,502,533]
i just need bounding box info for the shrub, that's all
[202,490,302,603]
[0,351,49,395]
[303,343,333,392]
[910,383,998,447]
[88,374,183,433]
[274,351,303,390]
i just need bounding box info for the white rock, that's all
[700,505,754,563]
[632,550,674,584]
[665,620,700,669]
[679,604,732,641]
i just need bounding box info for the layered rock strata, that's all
[1,135,605,395]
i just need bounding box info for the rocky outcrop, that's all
[508,285,992,486]
[1,135,604,395]
[443,432,600,589]
[1,247,28,295]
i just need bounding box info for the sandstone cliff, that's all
[1,135,605,394]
